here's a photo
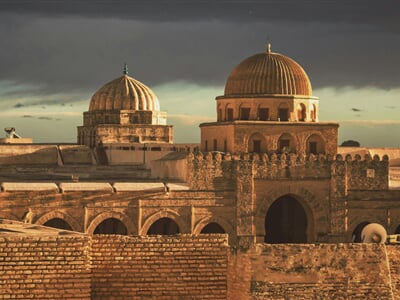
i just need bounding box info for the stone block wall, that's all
[90,234,229,300]
[188,152,389,193]
[0,235,91,299]
[58,145,93,165]
[244,243,393,299]
[0,145,58,165]
[386,246,400,299]
[345,154,389,190]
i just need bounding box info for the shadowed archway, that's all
[43,218,72,231]
[93,218,127,235]
[147,217,179,235]
[200,222,225,234]
[265,195,308,243]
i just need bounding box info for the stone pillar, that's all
[329,156,347,242]
[235,158,255,250]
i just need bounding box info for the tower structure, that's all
[78,65,173,147]
[200,44,338,156]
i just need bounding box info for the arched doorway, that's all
[93,218,127,235]
[352,222,370,242]
[265,195,308,243]
[147,217,180,235]
[43,218,72,231]
[200,222,225,234]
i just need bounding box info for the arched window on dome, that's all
[306,134,325,155]
[311,104,317,122]
[225,104,234,121]
[240,107,251,120]
[258,106,269,121]
[217,105,222,121]
[297,103,307,121]
[278,103,289,121]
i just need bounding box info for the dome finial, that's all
[266,42,271,53]
[123,63,128,75]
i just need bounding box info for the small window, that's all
[258,108,269,121]
[309,142,317,154]
[227,108,234,121]
[213,139,218,151]
[240,108,250,120]
[253,140,261,153]
[279,139,290,152]
[279,108,289,121]
[218,109,222,121]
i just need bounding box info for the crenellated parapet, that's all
[342,153,389,191]
[187,152,390,192]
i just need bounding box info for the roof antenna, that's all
[123,63,128,75]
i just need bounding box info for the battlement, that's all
[188,151,389,164]
[187,151,389,191]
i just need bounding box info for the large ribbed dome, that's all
[89,71,160,112]
[224,45,312,97]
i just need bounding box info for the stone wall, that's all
[0,144,58,165]
[0,235,91,299]
[90,234,229,300]
[2,229,400,299]
[188,151,389,192]
[345,154,389,190]
[387,246,400,299]
[58,145,93,165]
[228,243,394,299]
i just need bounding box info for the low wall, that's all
[387,246,400,298]
[2,229,399,299]
[59,145,93,165]
[0,235,91,299]
[91,234,229,300]
[0,144,58,165]
[229,243,394,299]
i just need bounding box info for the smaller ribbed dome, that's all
[89,70,160,112]
[224,45,312,97]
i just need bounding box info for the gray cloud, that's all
[0,0,399,105]
[2,1,399,29]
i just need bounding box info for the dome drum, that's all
[215,96,319,123]
[83,110,167,127]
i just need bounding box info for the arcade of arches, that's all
[41,216,228,237]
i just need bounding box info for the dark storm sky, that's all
[0,0,400,145]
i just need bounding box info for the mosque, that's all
[1,43,400,299]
